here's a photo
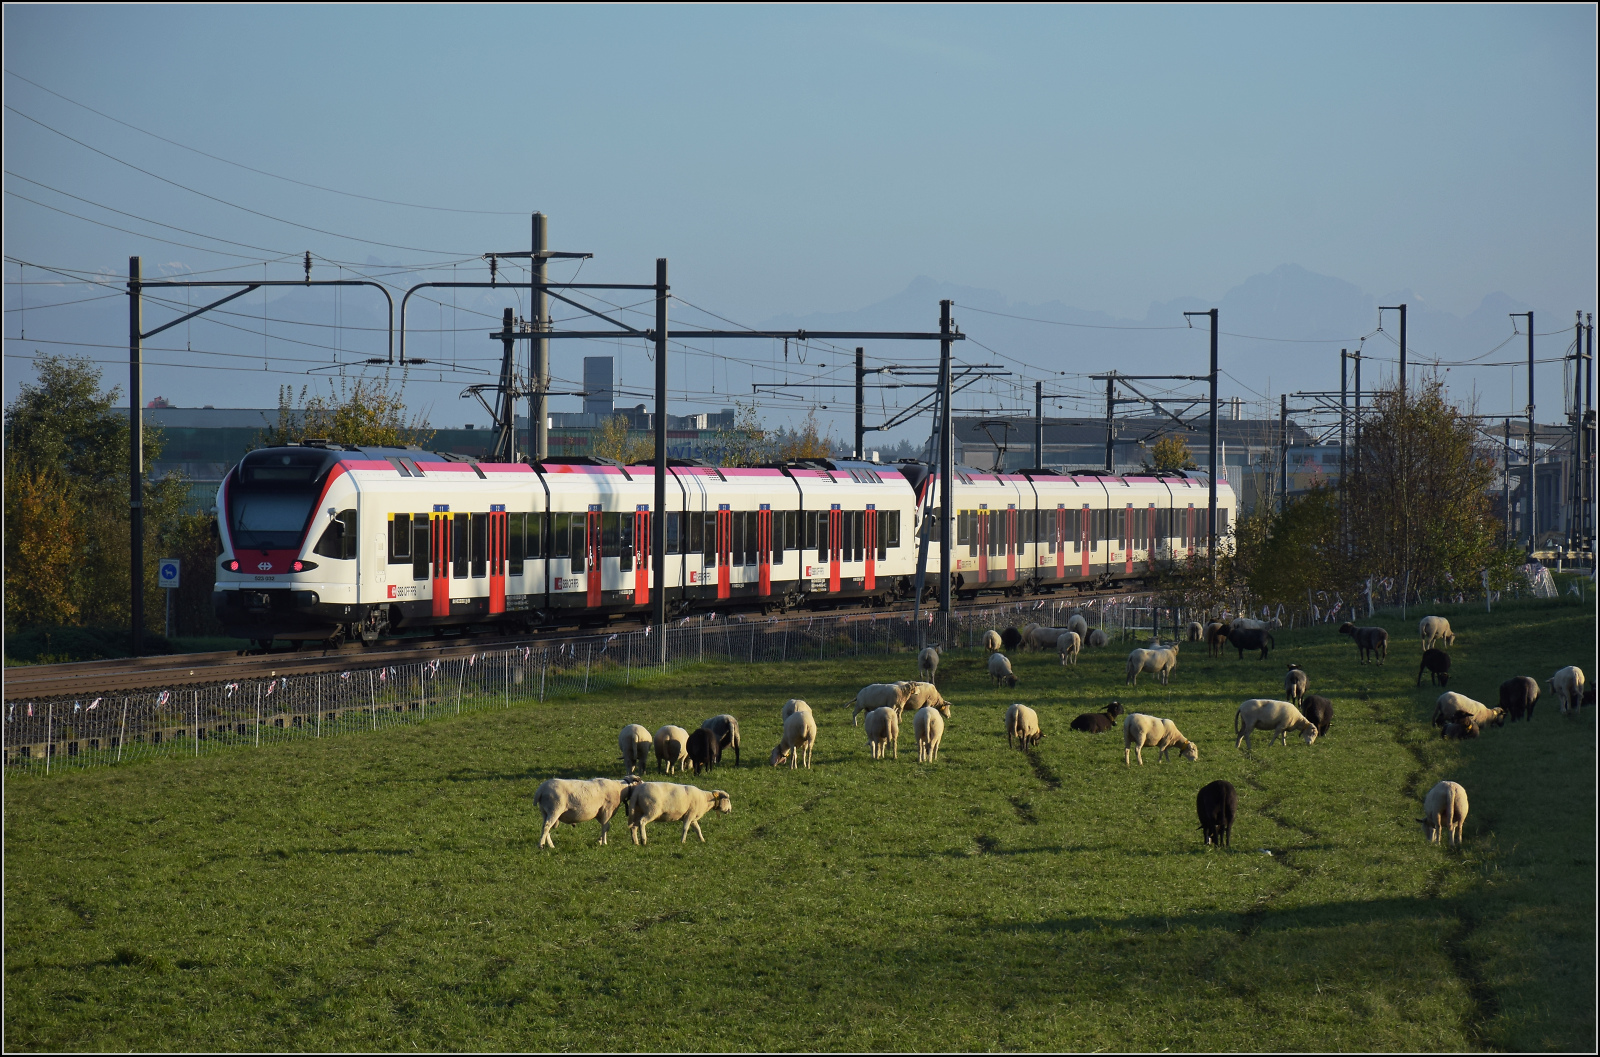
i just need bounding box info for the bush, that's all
[4,626,175,665]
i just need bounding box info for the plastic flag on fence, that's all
[225,683,239,697]
[73,701,81,713]
[471,654,477,666]
[7,704,14,721]
[156,690,170,706]
[644,625,652,637]
[88,698,101,710]
[265,681,276,696]
[27,703,33,717]
[379,669,387,683]
[340,671,352,681]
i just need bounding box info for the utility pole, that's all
[1104,374,1116,472]
[1586,315,1595,559]
[1353,350,1363,480]
[1279,392,1289,512]
[653,258,669,660]
[1183,309,1220,574]
[854,346,865,459]
[939,300,953,615]
[1339,349,1349,549]
[531,212,550,461]
[493,307,518,463]
[1380,303,1407,397]
[1503,418,1513,548]
[1511,311,1535,553]
[128,256,144,656]
[1034,380,1044,468]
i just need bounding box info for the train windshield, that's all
[227,449,334,550]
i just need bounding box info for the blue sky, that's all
[4,5,1594,438]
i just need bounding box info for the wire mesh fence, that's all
[5,596,1173,777]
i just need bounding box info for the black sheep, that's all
[1001,626,1024,651]
[1227,627,1275,659]
[1416,649,1452,687]
[1196,780,1237,847]
[700,714,742,765]
[1497,677,1539,723]
[1070,712,1116,734]
[1338,622,1389,664]
[1300,694,1333,737]
[685,728,717,775]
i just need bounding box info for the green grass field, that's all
[5,598,1594,1051]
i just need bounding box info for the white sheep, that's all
[1067,614,1090,639]
[1086,628,1110,649]
[771,708,818,769]
[653,724,690,774]
[1419,780,1468,846]
[1186,620,1204,642]
[1125,643,1179,686]
[626,782,732,845]
[1024,625,1070,651]
[782,698,812,720]
[535,776,639,848]
[851,682,914,726]
[918,646,940,682]
[1549,665,1586,714]
[1283,664,1308,705]
[1058,630,1082,667]
[982,630,1003,653]
[914,705,945,762]
[1123,713,1198,766]
[1233,699,1318,752]
[1432,692,1505,730]
[864,705,901,759]
[1418,615,1455,650]
[988,652,1019,688]
[619,723,653,776]
[1004,702,1043,749]
[904,681,952,716]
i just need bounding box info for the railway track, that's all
[4,587,1156,700]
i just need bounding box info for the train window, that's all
[687,510,702,555]
[803,511,815,552]
[885,510,900,549]
[453,514,470,578]
[816,513,829,562]
[732,511,746,567]
[602,512,620,559]
[875,513,887,561]
[618,512,633,565]
[528,512,544,560]
[552,513,570,559]
[702,513,716,565]
[313,509,358,560]
[666,512,681,554]
[412,515,429,580]
[389,514,411,563]
[570,516,587,574]
[471,514,488,577]
[1218,508,1230,538]
[852,511,864,562]
[771,512,784,559]
[509,513,525,576]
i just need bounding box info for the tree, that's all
[592,413,654,464]
[258,374,432,448]
[1143,434,1198,472]
[773,408,837,461]
[707,400,771,466]
[3,461,81,629]
[1245,485,1340,607]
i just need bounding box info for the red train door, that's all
[431,507,451,617]
[863,506,876,592]
[1055,504,1066,579]
[716,505,732,600]
[1125,503,1134,575]
[586,506,602,608]
[1080,504,1091,578]
[758,505,772,596]
[977,505,989,584]
[1005,505,1017,582]
[828,505,841,593]
[633,506,650,606]
[489,506,507,614]
[1146,504,1157,570]
[1187,504,1196,559]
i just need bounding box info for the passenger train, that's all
[212,443,1236,647]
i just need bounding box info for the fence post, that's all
[540,651,547,702]
[255,685,262,747]
[317,675,323,737]
[456,658,465,715]
[44,703,53,775]
[626,633,631,685]
[116,698,128,763]
[585,645,592,692]
[194,692,199,757]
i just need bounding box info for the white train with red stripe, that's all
[213,442,1234,647]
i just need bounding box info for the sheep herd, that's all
[534,608,1589,853]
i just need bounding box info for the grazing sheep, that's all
[1123,713,1198,766]
[535,776,639,848]
[1186,620,1204,642]
[619,723,654,776]
[864,705,901,759]
[1227,627,1275,660]
[1000,626,1024,650]
[1432,692,1505,730]
[1126,642,1181,686]
[686,728,717,775]
[1283,663,1308,704]
[918,646,940,682]
[1338,622,1389,664]
[1299,695,1333,738]
[1231,617,1268,631]
[851,682,914,726]
[1416,649,1452,688]
[1205,621,1229,658]
[1442,719,1480,740]
[1497,677,1540,722]
[701,714,741,767]
[1419,615,1456,650]
[1067,614,1090,639]
[1234,699,1319,752]
[1069,701,1123,734]
[914,705,946,762]
[782,698,812,720]
[1086,628,1110,649]
[1004,703,1043,749]
[982,630,1003,653]
[1419,781,1468,847]
[1548,666,1586,714]
[653,724,691,774]
[904,681,953,717]
[1196,779,1237,847]
[1026,625,1074,651]
[626,782,733,845]
[771,708,818,769]
[988,652,1019,688]
[1058,630,1082,667]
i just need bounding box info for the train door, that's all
[716,505,732,600]
[863,506,876,592]
[1080,504,1091,578]
[489,506,507,614]
[633,505,651,606]
[1055,503,1066,579]
[1124,503,1134,575]
[586,505,602,608]
[1005,505,1017,582]
[430,506,451,617]
[757,505,772,596]
[828,505,842,593]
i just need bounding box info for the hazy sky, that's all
[4,4,1595,438]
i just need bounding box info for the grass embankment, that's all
[4,598,1593,1051]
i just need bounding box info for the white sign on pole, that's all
[158,558,181,589]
